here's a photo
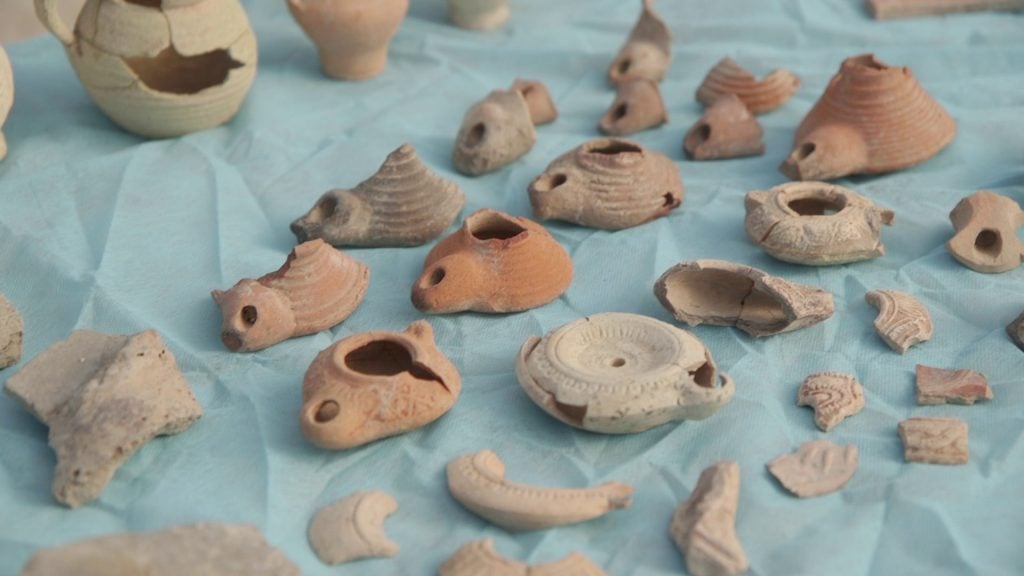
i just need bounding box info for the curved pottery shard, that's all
[440,539,607,576]
[4,330,202,508]
[21,523,298,576]
[745,182,894,266]
[654,259,834,337]
[898,417,968,465]
[412,209,573,314]
[684,93,765,161]
[447,449,634,531]
[915,364,992,406]
[529,138,683,230]
[291,144,465,247]
[516,313,735,434]
[212,240,369,352]
[767,440,858,498]
[308,491,399,565]
[512,79,558,125]
[608,0,672,86]
[0,293,22,369]
[453,89,536,176]
[300,320,460,450]
[448,0,510,30]
[599,79,667,135]
[0,45,12,160]
[1009,311,1024,352]
[696,57,800,114]
[865,290,932,353]
[780,54,955,181]
[797,372,864,432]
[669,461,748,576]
[946,190,1024,273]
[867,0,1024,19]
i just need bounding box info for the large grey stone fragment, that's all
[20,523,299,576]
[0,293,22,369]
[4,330,203,507]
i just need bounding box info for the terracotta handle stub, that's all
[34,0,76,46]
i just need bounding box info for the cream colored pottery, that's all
[4,330,202,508]
[288,0,409,81]
[516,313,735,434]
[1009,311,1024,352]
[446,449,634,531]
[35,0,258,138]
[669,460,748,576]
[440,539,607,576]
[608,0,671,86]
[0,293,22,369]
[797,371,864,432]
[746,182,894,266]
[308,491,399,565]
[599,78,667,135]
[767,440,858,498]
[946,190,1024,273]
[696,58,800,114]
[447,0,510,31]
[898,417,968,465]
[684,93,764,161]
[453,89,536,176]
[865,290,932,353]
[511,79,558,125]
[0,45,12,160]
[868,0,1024,19]
[915,364,992,405]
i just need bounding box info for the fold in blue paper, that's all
[0,1,1022,574]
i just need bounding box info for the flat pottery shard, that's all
[1009,311,1024,351]
[780,54,956,181]
[898,417,969,465]
[797,372,865,432]
[516,313,735,434]
[684,93,765,161]
[865,290,932,353]
[300,320,460,450]
[0,45,12,159]
[529,138,683,230]
[20,523,299,576]
[411,209,573,314]
[446,449,634,531]
[439,539,607,576]
[915,364,992,406]
[453,89,536,176]
[696,57,800,114]
[669,460,748,576]
[3,330,202,508]
[308,491,399,565]
[608,0,672,86]
[867,0,1024,19]
[654,259,834,337]
[447,0,510,30]
[212,239,369,352]
[291,144,465,248]
[744,182,895,266]
[511,79,558,125]
[599,78,667,135]
[0,293,22,369]
[767,440,858,498]
[946,190,1024,274]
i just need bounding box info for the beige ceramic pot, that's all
[34,0,257,138]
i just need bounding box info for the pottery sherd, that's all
[308,491,399,565]
[767,440,858,498]
[440,539,607,576]
[865,290,932,353]
[898,417,969,465]
[797,371,865,432]
[669,460,748,576]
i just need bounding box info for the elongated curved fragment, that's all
[684,93,764,160]
[865,290,932,353]
[608,0,672,86]
[915,364,992,405]
[767,440,858,498]
[947,190,1024,273]
[446,450,633,531]
[898,417,968,465]
[669,460,748,576]
[797,372,864,432]
[1009,311,1024,352]
[599,79,667,135]
[867,0,1024,19]
[439,539,607,576]
[453,89,536,176]
[696,58,800,114]
[308,491,399,565]
[0,45,12,160]
[0,293,22,369]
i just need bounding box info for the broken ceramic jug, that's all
[669,460,748,576]
[308,491,399,565]
[440,539,607,576]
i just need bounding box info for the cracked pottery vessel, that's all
[767,440,858,498]
[308,491,399,565]
[608,0,671,86]
[0,45,12,160]
[684,93,765,160]
[915,364,992,405]
[669,460,748,576]
[447,0,509,30]
[213,240,369,352]
[411,209,573,314]
[865,290,932,353]
[946,190,1024,273]
[34,0,257,138]
[4,330,202,508]
[0,293,22,369]
[447,449,634,531]
[453,89,536,175]
[516,313,735,434]
[780,54,955,181]
[654,259,834,337]
[745,182,894,266]
[440,539,607,576]
[898,417,968,465]
[288,0,408,81]
[696,57,800,114]
[797,372,864,432]
[21,523,298,576]
[511,79,558,125]
[300,320,460,450]
[291,144,465,247]
[599,78,667,135]
[868,0,1024,19]
[529,138,683,230]
[1009,311,1024,351]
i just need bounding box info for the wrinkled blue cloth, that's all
[1,1,1023,574]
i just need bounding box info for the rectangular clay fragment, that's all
[916,364,993,406]
[868,0,1024,19]
[898,417,968,465]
